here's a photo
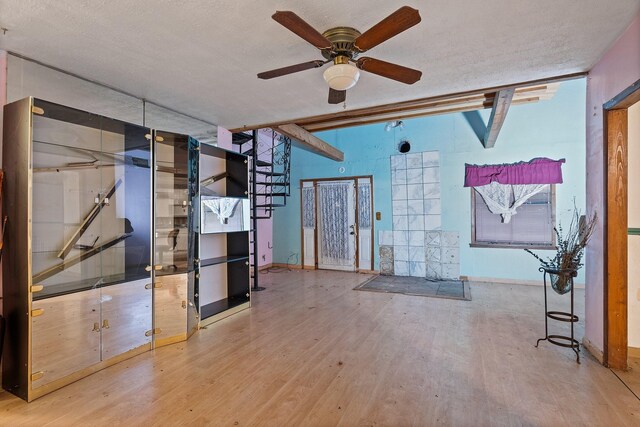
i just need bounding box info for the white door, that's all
[357,178,373,271]
[317,180,357,271]
[302,182,316,268]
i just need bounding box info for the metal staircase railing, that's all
[231,129,291,291]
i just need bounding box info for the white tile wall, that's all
[409,231,425,246]
[424,230,460,280]
[379,230,393,246]
[390,151,443,277]
[394,260,409,276]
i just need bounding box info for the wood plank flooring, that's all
[1,270,640,426]
[616,356,640,399]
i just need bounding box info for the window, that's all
[471,184,555,248]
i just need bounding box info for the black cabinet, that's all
[197,144,251,325]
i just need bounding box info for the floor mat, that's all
[354,275,471,301]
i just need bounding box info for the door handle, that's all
[92,322,101,332]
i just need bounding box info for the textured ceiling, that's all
[1,0,639,129]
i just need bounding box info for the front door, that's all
[317,180,357,271]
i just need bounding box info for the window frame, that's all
[469,185,557,250]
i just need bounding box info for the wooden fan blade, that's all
[258,60,326,79]
[356,57,422,84]
[328,88,346,104]
[272,11,333,49]
[353,6,421,52]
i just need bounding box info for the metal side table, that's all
[535,267,580,363]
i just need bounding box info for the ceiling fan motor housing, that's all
[321,27,362,60]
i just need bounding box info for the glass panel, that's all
[358,182,372,229]
[154,131,189,275]
[98,117,152,283]
[302,187,315,229]
[31,101,106,299]
[475,185,553,245]
[99,116,152,358]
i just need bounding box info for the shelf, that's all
[200,255,249,268]
[201,296,249,319]
[256,170,285,177]
[33,271,151,301]
[232,133,253,145]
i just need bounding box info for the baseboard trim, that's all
[357,269,379,274]
[270,263,304,270]
[459,275,585,289]
[628,346,640,358]
[582,337,604,364]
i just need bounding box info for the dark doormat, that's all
[354,275,471,301]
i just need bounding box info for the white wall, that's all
[0,52,218,318]
[5,54,217,140]
[628,101,640,349]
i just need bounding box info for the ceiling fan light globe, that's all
[323,64,360,91]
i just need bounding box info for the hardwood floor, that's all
[616,356,640,399]
[1,270,640,426]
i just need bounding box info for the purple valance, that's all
[464,158,565,187]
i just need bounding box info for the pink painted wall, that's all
[217,125,232,150]
[217,126,274,267]
[585,13,640,354]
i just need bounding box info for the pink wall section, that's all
[217,126,232,150]
[216,126,274,267]
[585,13,640,354]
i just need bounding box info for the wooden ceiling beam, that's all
[482,88,515,148]
[275,124,344,162]
[303,97,540,133]
[228,72,584,133]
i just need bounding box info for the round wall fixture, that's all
[339,166,346,174]
[398,140,411,153]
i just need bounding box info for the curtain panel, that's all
[464,158,565,187]
[317,181,351,265]
[464,158,564,223]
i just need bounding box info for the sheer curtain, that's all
[474,182,548,223]
[358,182,372,230]
[317,181,352,267]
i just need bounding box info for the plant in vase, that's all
[525,207,597,294]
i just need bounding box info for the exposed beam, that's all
[275,124,344,162]
[482,88,515,148]
[304,97,542,133]
[229,72,583,132]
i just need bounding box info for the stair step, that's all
[256,171,286,177]
[232,133,253,145]
[255,160,273,167]
[251,216,272,219]
[243,148,254,156]
[255,203,286,208]
[255,181,289,186]
[262,192,288,197]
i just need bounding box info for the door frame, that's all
[300,175,374,272]
[604,78,640,369]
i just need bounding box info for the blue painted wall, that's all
[273,79,587,282]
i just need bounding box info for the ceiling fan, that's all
[257,6,422,104]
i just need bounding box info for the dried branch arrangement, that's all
[525,206,597,272]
